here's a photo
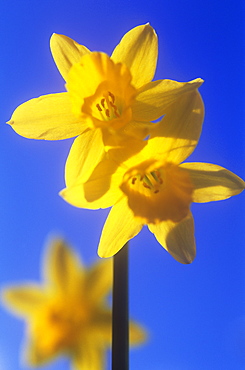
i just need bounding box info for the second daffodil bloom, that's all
[1,238,145,369]
[7,23,203,180]
[60,92,245,263]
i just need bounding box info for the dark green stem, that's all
[112,243,129,370]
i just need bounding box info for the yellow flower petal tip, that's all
[50,33,90,81]
[1,236,146,368]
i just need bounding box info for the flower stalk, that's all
[112,243,129,370]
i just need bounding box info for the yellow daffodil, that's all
[7,23,203,181]
[1,238,145,369]
[61,91,245,263]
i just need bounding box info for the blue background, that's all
[0,1,244,369]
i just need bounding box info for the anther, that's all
[131,177,137,185]
[96,104,102,112]
[95,91,120,119]
[109,102,120,118]
[101,98,106,108]
[108,91,115,103]
[108,93,120,118]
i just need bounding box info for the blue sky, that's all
[0,1,244,369]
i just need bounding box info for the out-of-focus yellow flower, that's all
[61,91,245,263]
[7,23,203,181]
[1,238,145,369]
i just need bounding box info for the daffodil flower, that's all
[8,23,203,181]
[60,91,245,263]
[1,238,145,369]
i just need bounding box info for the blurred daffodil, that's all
[7,23,203,181]
[1,238,145,369]
[61,91,245,263]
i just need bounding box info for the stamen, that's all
[109,101,120,118]
[101,98,106,108]
[96,104,102,112]
[151,170,163,184]
[108,91,115,103]
[95,91,120,120]
[108,91,120,118]
[143,175,153,188]
[130,170,164,195]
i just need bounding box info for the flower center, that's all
[31,298,91,357]
[95,91,120,121]
[66,52,136,133]
[121,163,193,224]
[132,170,164,195]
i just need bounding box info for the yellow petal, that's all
[61,158,123,209]
[86,258,113,302]
[24,337,56,366]
[60,181,114,209]
[133,78,203,121]
[50,33,90,81]
[148,212,196,264]
[129,321,147,345]
[143,89,204,164]
[106,138,147,167]
[43,238,85,293]
[63,139,147,209]
[118,120,152,141]
[67,52,117,104]
[73,343,105,370]
[76,140,159,212]
[111,24,158,89]
[180,162,245,202]
[1,285,46,317]
[88,310,112,342]
[98,198,142,258]
[7,93,85,140]
[65,129,106,187]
